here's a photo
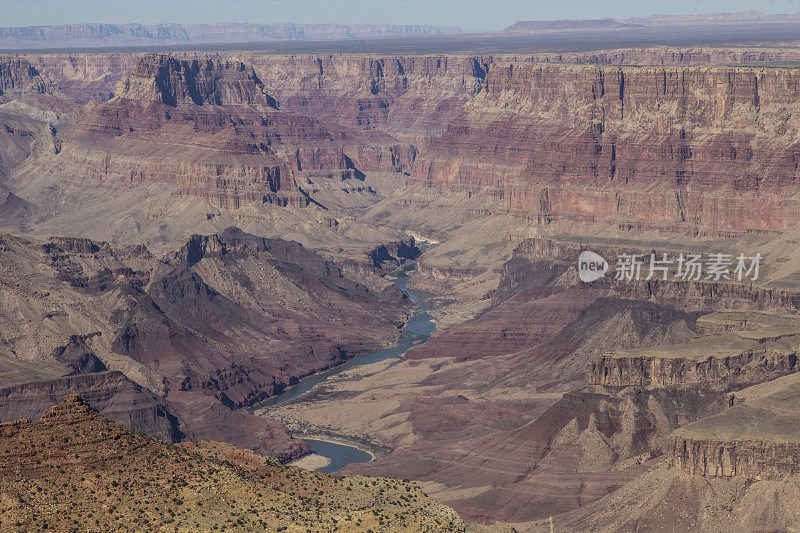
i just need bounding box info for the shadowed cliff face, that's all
[115,53,278,109]
[0,58,57,97]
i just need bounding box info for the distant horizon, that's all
[1,1,798,33]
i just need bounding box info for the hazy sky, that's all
[1,0,798,32]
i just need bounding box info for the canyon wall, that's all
[413,63,800,233]
[14,53,422,210]
[13,53,138,102]
[0,57,57,96]
[587,349,799,389]
[7,53,490,152]
[115,54,276,108]
[671,434,800,479]
[243,54,490,149]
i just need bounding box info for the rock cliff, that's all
[115,53,276,109]
[8,53,424,214]
[414,63,800,233]
[9,54,306,210]
[587,335,799,389]
[0,57,57,97]
[668,372,800,479]
[671,433,800,479]
[245,54,489,149]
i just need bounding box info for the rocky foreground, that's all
[0,395,464,531]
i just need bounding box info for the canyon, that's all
[3,25,800,531]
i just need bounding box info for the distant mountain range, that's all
[0,22,462,49]
[503,18,641,32]
[504,10,800,32]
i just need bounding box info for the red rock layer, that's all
[22,53,420,208]
[245,54,489,150]
[413,63,800,233]
[62,101,301,208]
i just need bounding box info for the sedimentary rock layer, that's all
[414,63,800,233]
[587,342,799,389]
[671,435,800,478]
[8,53,423,213]
[245,54,489,149]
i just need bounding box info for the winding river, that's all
[255,261,436,471]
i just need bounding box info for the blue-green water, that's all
[256,262,435,408]
[305,439,373,474]
[255,261,436,472]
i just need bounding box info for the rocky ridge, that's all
[0,395,464,532]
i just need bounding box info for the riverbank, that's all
[289,453,332,471]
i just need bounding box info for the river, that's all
[254,261,436,471]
